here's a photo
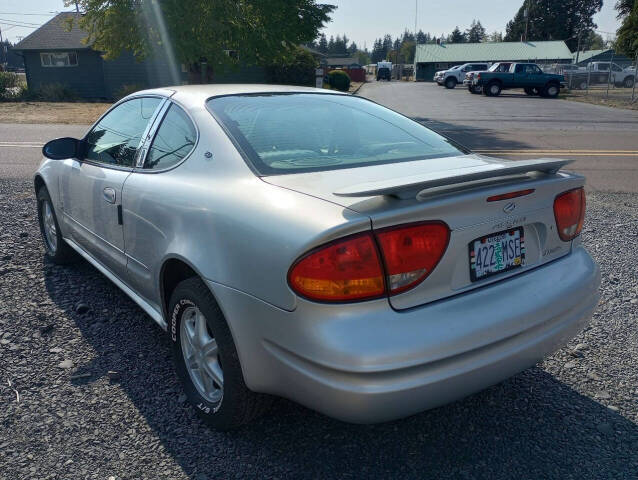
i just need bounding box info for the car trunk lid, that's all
[264,155,583,310]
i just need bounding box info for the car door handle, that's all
[103,187,116,204]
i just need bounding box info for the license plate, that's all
[469,227,525,282]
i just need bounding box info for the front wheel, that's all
[624,77,635,88]
[36,187,76,264]
[169,277,273,430]
[485,82,501,97]
[444,77,457,89]
[542,83,560,98]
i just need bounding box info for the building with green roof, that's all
[415,41,573,82]
[572,49,633,67]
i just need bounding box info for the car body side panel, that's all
[122,105,370,312]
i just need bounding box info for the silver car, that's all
[36,85,600,430]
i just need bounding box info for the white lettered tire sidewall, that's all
[168,277,272,430]
[170,294,223,419]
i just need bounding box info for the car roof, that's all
[131,84,348,110]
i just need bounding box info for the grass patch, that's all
[0,102,112,124]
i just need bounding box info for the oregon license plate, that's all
[469,227,525,282]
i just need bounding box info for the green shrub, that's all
[266,47,317,86]
[27,83,78,102]
[0,72,19,90]
[114,84,144,101]
[327,70,351,92]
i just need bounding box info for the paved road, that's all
[0,123,87,179]
[359,81,638,193]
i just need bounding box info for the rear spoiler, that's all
[333,158,572,198]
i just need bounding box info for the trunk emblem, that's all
[503,202,516,214]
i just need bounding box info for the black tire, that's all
[36,186,76,264]
[624,76,635,88]
[444,77,457,89]
[169,277,273,430]
[524,87,540,96]
[542,82,560,98]
[485,81,501,97]
[578,80,588,90]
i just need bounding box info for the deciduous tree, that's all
[65,0,335,68]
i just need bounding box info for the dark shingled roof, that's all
[14,12,91,51]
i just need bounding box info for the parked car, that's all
[436,63,490,89]
[563,62,635,89]
[474,63,565,97]
[464,62,513,94]
[377,61,392,81]
[36,85,600,429]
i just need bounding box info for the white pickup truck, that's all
[563,62,635,89]
[434,62,490,89]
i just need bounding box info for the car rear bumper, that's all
[208,246,600,423]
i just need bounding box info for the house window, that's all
[40,52,78,67]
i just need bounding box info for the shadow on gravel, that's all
[42,255,638,479]
[411,118,534,152]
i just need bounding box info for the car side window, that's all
[85,97,161,168]
[144,104,197,170]
[598,64,609,71]
[612,64,622,72]
[515,64,526,74]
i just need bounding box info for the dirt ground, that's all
[562,88,638,111]
[0,102,112,124]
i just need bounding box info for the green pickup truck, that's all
[473,63,565,98]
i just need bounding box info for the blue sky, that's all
[1,0,622,48]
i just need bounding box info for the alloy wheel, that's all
[42,200,58,253]
[180,305,224,404]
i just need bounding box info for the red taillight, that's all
[487,189,535,202]
[289,222,451,302]
[376,222,450,295]
[553,188,586,241]
[288,233,385,302]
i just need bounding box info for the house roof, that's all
[325,57,360,67]
[415,41,572,64]
[14,12,91,51]
[572,49,608,62]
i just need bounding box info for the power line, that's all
[0,22,39,29]
[0,18,42,26]
[0,12,57,15]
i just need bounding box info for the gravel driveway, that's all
[1,179,636,480]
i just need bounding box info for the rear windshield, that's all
[207,93,466,175]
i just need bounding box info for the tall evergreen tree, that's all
[416,30,428,44]
[466,19,487,43]
[448,27,467,43]
[489,31,504,42]
[504,0,603,51]
[317,33,328,53]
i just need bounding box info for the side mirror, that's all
[42,137,83,160]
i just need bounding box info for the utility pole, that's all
[75,1,80,13]
[415,0,418,36]
[523,0,530,42]
[575,31,582,64]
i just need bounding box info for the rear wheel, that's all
[36,187,76,264]
[542,82,560,98]
[485,81,501,97]
[444,77,457,89]
[169,277,273,430]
